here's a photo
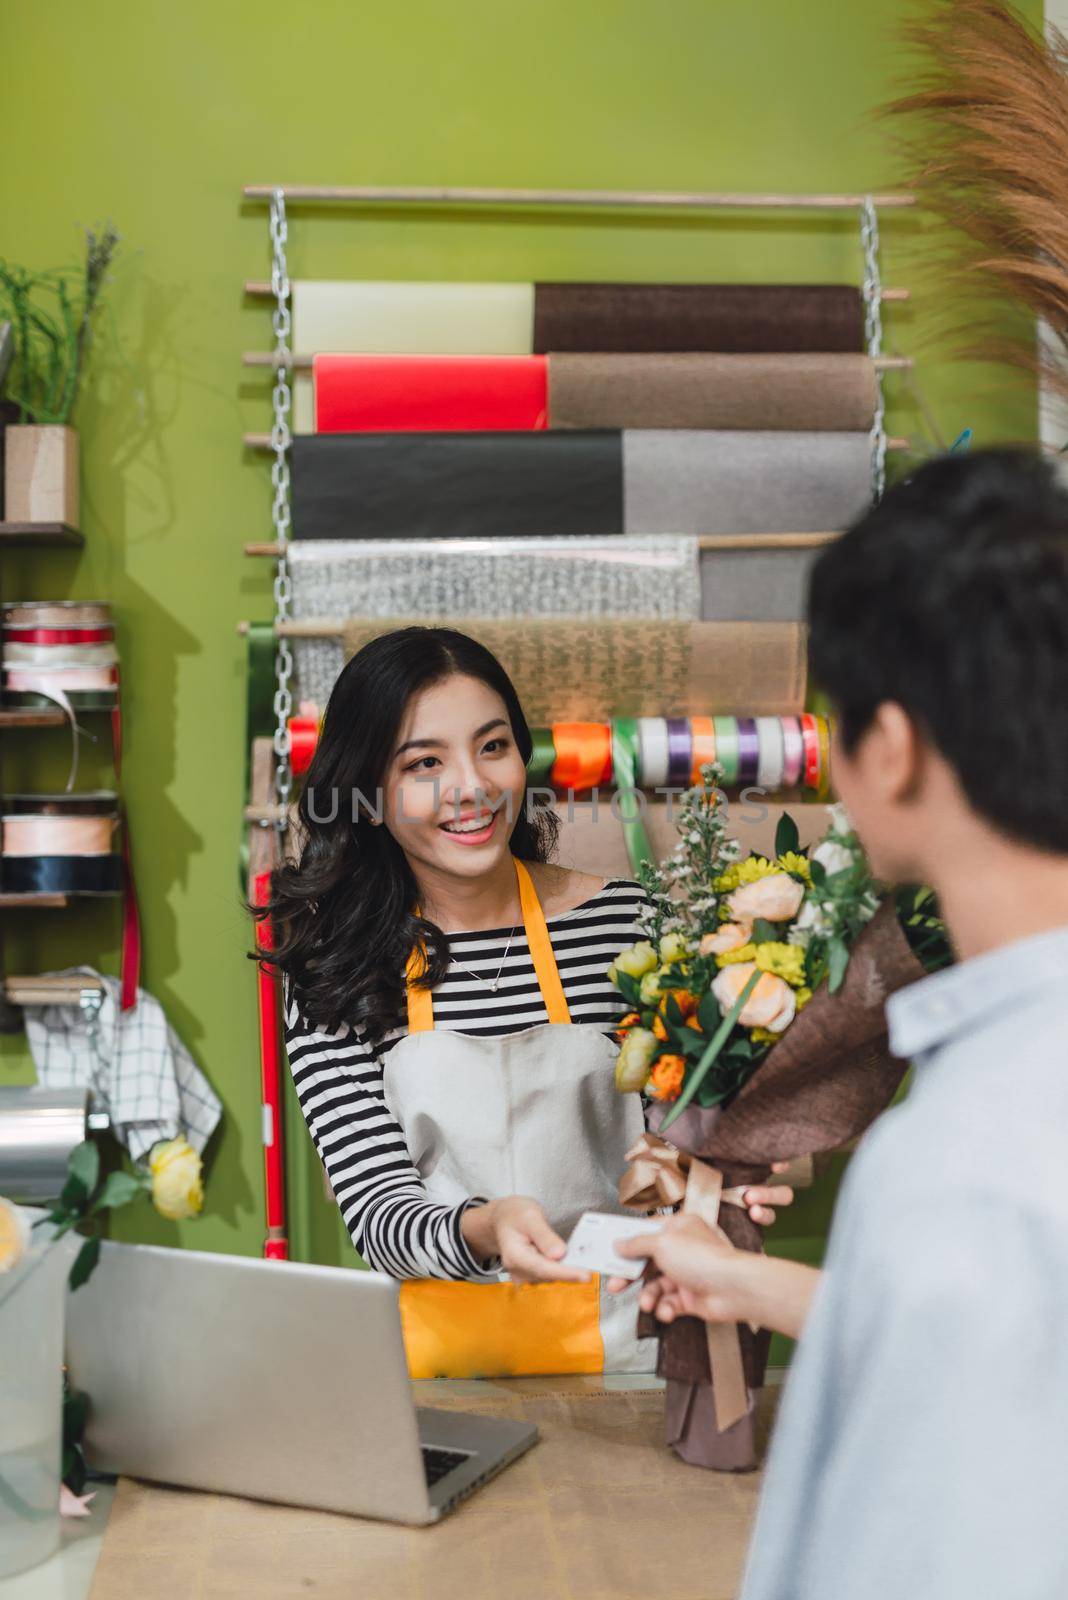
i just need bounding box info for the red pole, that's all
[254,869,288,1259]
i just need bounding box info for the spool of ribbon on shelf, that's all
[1,791,124,895]
[286,712,832,798]
[1,602,120,793]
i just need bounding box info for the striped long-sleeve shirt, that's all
[282,876,651,1280]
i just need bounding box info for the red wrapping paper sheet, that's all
[314,353,549,433]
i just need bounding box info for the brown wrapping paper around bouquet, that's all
[620,899,927,1470]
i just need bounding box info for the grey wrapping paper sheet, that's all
[623,430,873,535]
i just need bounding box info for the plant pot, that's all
[0,1211,76,1578]
[3,425,79,528]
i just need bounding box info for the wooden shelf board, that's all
[0,891,72,908]
[0,521,83,547]
[0,707,68,729]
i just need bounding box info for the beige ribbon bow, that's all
[620,1131,751,1434]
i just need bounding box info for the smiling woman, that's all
[248,626,788,1378]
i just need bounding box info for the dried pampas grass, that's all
[886,0,1068,399]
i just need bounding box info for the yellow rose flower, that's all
[149,1137,204,1221]
[639,968,667,1006]
[615,1027,658,1092]
[657,932,690,966]
[614,941,659,980]
[0,1198,30,1274]
[754,941,808,988]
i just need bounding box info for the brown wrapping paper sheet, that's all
[550,799,832,882]
[88,1382,779,1600]
[342,616,807,721]
[549,352,878,432]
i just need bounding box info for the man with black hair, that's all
[617,449,1068,1600]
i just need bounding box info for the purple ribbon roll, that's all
[736,717,760,786]
[666,718,693,786]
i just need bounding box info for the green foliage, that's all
[0,223,120,424]
[775,811,800,858]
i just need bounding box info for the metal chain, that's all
[269,189,294,833]
[860,197,887,503]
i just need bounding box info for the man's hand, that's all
[610,1213,748,1322]
[462,1195,592,1285]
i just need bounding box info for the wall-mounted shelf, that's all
[0,891,72,909]
[0,707,68,729]
[0,522,83,547]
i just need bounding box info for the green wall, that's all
[0,1,1038,1269]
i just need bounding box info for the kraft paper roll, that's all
[292,280,535,433]
[624,430,872,536]
[548,353,878,432]
[313,353,548,433]
[291,432,623,540]
[533,283,865,355]
[341,616,808,722]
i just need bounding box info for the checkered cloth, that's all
[24,965,222,1163]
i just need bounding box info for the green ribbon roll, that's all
[712,716,741,786]
[611,718,657,877]
[526,727,557,786]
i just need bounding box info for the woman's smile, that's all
[439,810,500,846]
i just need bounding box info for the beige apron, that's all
[384,854,657,1377]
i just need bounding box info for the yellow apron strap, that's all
[405,942,433,1035]
[405,856,571,1032]
[514,857,572,1025]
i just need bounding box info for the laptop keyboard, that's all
[421,1445,473,1488]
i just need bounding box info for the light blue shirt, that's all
[741,920,1068,1600]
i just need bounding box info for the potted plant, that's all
[0,224,119,529]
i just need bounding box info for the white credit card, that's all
[561,1211,665,1280]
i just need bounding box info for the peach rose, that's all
[711,963,797,1033]
[699,923,752,957]
[727,873,805,925]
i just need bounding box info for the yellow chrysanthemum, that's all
[754,942,807,988]
[795,986,814,1011]
[715,942,758,968]
[712,855,777,893]
[776,851,812,882]
[750,1026,782,1046]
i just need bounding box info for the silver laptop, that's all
[64,1240,537,1525]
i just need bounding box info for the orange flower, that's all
[613,1011,639,1041]
[652,1014,669,1041]
[658,988,699,1020]
[648,1055,686,1102]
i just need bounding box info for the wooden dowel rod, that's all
[242,350,914,372]
[243,531,840,559]
[243,184,916,209]
[244,278,912,302]
[242,430,912,451]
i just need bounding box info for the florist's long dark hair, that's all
[247,627,559,1044]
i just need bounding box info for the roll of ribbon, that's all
[665,718,693,787]
[526,728,557,787]
[800,715,822,791]
[288,716,320,779]
[2,602,120,793]
[755,717,786,790]
[637,718,670,789]
[736,718,760,787]
[1,791,124,895]
[817,716,833,800]
[550,723,613,793]
[781,716,805,788]
[712,717,741,786]
[610,718,657,876]
[689,717,716,787]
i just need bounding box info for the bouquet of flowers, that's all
[608,764,948,1470]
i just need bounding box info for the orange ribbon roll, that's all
[550,722,613,792]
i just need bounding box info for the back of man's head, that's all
[808,447,1068,854]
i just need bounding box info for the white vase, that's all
[0,1212,76,1579]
